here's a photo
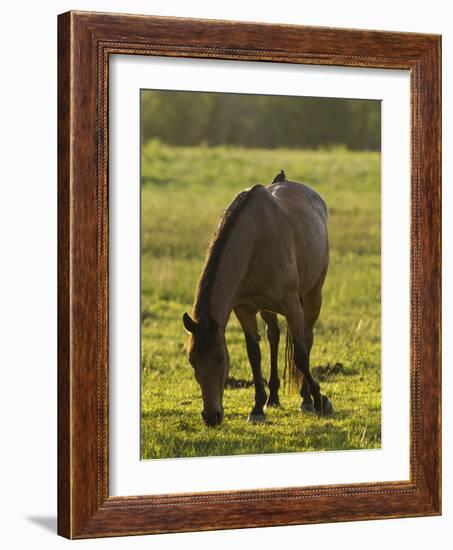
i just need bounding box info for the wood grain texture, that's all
[57,10,442,539]
[57,11,71,538]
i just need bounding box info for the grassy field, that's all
[141,141,381,459]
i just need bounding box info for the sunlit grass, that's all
[141,143,381,459]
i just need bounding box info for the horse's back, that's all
[265,180,329,294]
[266,180,328,225]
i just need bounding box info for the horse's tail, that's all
[283,323,302,391]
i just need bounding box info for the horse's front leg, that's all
[234,307,267,423]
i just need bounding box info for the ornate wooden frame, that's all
[58,11,441,539]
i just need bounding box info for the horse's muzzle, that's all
[201,410,223,427]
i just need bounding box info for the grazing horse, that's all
[183,171,332,426]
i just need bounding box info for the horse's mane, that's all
[193,184,262,321]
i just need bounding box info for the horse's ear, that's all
[183,312,197,334]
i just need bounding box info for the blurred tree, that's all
[140,90,380,151]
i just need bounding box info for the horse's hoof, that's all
[301,403,316,413]
[321,395,334,415]
[265,398,281,409]
[247,412,267,423]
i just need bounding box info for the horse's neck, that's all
[209,213,255,328]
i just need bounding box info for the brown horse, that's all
[183,171,332,426]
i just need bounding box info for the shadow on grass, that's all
[141,406,373,459]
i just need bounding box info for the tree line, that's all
[141,90,380,151]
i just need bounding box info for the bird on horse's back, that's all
[183,171,332,427]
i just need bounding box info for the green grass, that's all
[141,141,381,459]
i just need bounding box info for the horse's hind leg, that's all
[234,306,267,423]
[300,282,333,415]
[282,293,331,415]
[300,290,319,413]
[299,323,320,412]
[300,377,314,413]
[260,310,280,407]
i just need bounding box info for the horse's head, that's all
[183,312,230,426]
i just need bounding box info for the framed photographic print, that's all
[58,11,441,538]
